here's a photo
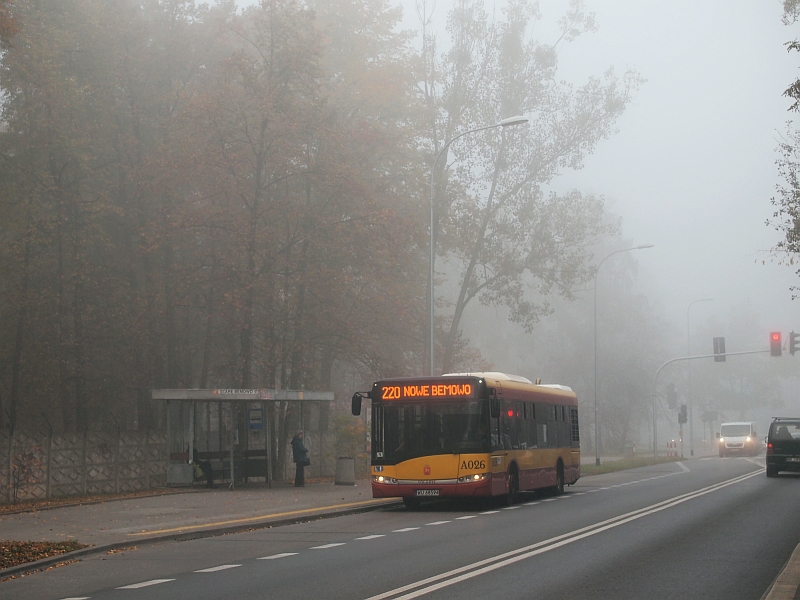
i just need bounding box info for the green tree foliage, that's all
[0,0,638,451]
[0,0,422,437]
[771,0,800,290]
[417,0,639,372]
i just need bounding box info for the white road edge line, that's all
[195,564,241,573]
[425,521,451,526]
[456,515,477,520]
[363,468,763,600]
[357,535,386,540]
[117,579,175,589]
[392,527,420,532]
[257,553,298,560]
[310,543,346,549]
[676,461,690,473]
[61,597,91,599]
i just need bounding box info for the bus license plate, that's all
[787,457,800,462]
[415,489,440,496]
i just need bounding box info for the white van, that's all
[717,422,760,457]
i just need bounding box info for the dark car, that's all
[766,418,800,477]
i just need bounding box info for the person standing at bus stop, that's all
[291,430,309,487]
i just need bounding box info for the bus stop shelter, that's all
[151,388,335,489]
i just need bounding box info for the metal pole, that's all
[593,245,653,466]
[652,349,768,457]
[429,117,528,376]
[687,298,712,457]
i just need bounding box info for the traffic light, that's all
[791,331,800,356]
[678,404,687,424]
[713,337,726,362]
[770,332,782,357]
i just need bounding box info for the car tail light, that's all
[767,443,774,455]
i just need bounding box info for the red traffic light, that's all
[770,332,782,357]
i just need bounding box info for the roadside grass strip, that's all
[363,469,764,600]
[194,564,241,573]
[117,579,175,589]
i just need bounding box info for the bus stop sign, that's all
[248,408,264,431]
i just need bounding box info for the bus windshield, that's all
[376,400,489,462]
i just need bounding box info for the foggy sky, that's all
[395,0,800,353]
[548,0,799,339]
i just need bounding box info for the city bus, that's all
[351,372,580,507]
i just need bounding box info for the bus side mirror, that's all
[351,393,362,416]
[489,390,500,419]
[715,432,720,439]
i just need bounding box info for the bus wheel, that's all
[553,462,564,495]
[403,497,421,510]
[502,468,518,506]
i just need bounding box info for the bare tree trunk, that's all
[9,196,33,433]
[442,136,507,372]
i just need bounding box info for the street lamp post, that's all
[428,115,528,376]
[593,244,654,466]
[687,298,713,457]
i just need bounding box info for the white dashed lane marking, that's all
[195,564,241,573]
[97,480,678,591]
[117,579,175,589]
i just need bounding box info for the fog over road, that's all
[2,458,796,600]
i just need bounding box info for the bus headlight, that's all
[745,436,751,442]
[458,473,488,483]
[373,475,397,484]
[719,437,724,444]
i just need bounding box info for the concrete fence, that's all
[0,430,168,503]
[1,427,369,503]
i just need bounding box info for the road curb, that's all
[764,543,800,600]
[0,498,402,580]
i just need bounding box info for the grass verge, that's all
[581,456,681,476]
[1,540,89,569]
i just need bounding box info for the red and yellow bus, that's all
[351,372,580,507]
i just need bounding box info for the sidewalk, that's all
[0,480,398,577]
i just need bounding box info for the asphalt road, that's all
[2,456,797,600]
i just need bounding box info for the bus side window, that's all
[570,407,580,447]
[527,417,538,448]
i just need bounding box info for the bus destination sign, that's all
[377,380,478,401]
